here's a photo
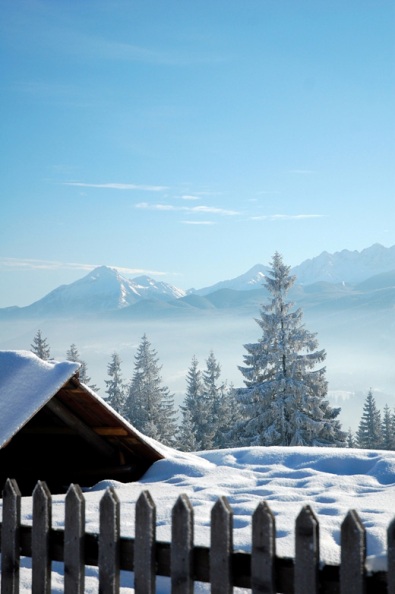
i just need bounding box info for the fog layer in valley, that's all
[1,304,394,433]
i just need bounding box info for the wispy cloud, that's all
[0,258,166,277]
[64,182,168,192]
[192,205,239,215]
[136,203,239,216]
[181,195,200,201]
[181,220,215,225]
[0,258,93,272]
[251,214,325,221]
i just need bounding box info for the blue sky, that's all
[1,0,394,307]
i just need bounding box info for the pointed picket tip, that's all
[296,505,319,533]
[212,495,233,516]
[32,480,52,501]
[66,483,84,504]
[3,477,21,498]
[101,486,120,507]
[252,500,276,553]
[341,509,365,535]
[253,500,274,520]
[388,516,395,544]
[137,489,156,511]
[251,500,276,594]
[172,494,194,542]
[173,493,193,515]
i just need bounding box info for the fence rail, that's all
[0,478,393,593]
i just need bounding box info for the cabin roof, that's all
[0,350,166,493]
[0,350,80,448]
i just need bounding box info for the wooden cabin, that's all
[0,350,165,495]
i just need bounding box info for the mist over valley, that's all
[1,244,394,433]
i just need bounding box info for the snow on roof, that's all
[0,349,175,463]
[0,350,80,448]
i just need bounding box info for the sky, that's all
[1,349,395,592]
[1,0,394,307]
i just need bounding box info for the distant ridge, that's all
[189,263,270,296]
[189,244,395,295]
[291,243,395,285]
[0,266,186,317]
[0,243,393,318]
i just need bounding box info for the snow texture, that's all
[2,446,395,592]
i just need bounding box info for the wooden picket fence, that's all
[0,478,394,593]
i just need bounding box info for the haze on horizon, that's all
[1,1,394,308]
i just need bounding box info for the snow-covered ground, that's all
[3,444,395,593]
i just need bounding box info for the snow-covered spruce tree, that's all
[31,329,51,360]
[202,351,242,449]
[356,389,382,449]
[176,407,200,452]
[235,252,346,447]
[346,428,355,448]
[66,343,98,391]
[105,352,127,414]
[381,404,395,450]
[178,352,241,451]
[177,355,207,451]
[123,334,178,447]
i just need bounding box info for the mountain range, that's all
[1,243,394,319]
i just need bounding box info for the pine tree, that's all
[346,428,355,448]
[235,252,346,447]
[178,355,207,451]
[31,329,51,360]
[177,407,200,452]
[105,352,127,414]
[356,389,382,449]
[124,334,178,447]
[214,383,244,449]
[178,353,240,451]
[202,352,241,449]
[66,343,98,391]
[381,404,395,450]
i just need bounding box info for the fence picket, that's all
[388,517,395,594]
[31,481,52,594]
[295,505,319,594]
[99,487,120,594]
[210,496,233,594]
[340,509,366,594]
[64,484,85,594]
[171,494,194,594]
[1,479,394,592]
[251,500,276,594]
[134,490,156,594]
[1,478,21,594]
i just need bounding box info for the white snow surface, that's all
[1,350,395,592]
[1,446,395,592]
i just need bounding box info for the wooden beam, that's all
[22,427,129,436]
[46,399,116,459]
[94,428,129,436]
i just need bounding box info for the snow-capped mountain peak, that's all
[129,275,186,301]
[190,263,270,296]
[291,243,395,285]
[0,244,393,317]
